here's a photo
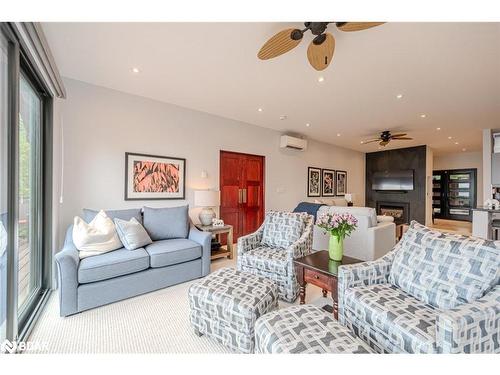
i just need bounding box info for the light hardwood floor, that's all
[428,219,472,236]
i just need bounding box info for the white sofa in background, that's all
[312,206,396,261]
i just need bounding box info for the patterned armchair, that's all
[338,221,500,354]
[237,211,314,302]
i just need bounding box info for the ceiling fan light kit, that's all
[258,22,384,71]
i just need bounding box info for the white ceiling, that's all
[42,22,500,155]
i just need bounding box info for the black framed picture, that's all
[335,170,347,196]
[125,152,186,200]
[321,169,335,197]
[307,167,321,197]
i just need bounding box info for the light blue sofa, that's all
[55,206,211,317]
[338,221,500,354]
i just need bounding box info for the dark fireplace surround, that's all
[366,145,427,225]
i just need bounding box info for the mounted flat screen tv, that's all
[372,170,414,191]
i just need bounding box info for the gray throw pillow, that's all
[143,206,189,241]
[83,208,143,224]
[114,217,153,250]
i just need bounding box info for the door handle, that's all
[238,189,242,204]
[242,188,247,204]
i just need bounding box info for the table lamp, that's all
[194,190,220,226]
[345,193,355,207]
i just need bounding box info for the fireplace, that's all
[377,201,410,225]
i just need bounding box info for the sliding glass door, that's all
[17,75,43,321]
[0,31,8,343]
[0,23,53,346]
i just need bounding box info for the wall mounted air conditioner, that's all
[493,133,500,154]
[280,135,307,151]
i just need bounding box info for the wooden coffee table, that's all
[294,251,362,320]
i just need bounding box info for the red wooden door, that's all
[220,151,265,241]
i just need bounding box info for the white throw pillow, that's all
[114,217,152,250]
[73,210,123,259]
[377,215,395,223]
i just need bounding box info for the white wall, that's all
[433,151,483,206]
[54,78,366,247]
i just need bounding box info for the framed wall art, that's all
[125,152,186,200]
[321,169,335,197]
[307,167,321,197]
[335,170,347,196]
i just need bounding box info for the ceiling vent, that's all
[280,135,307,151]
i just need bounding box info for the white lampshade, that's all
[194,190,220,207]
[345,193,354,202]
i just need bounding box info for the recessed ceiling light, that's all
[305,123,310,127]
[396,94,403,99]
[360,141,364,144]
[279,115,287,121]
[420,114,427,118]
[436,127,441,131]
[257,108,263,112]
[462,148,467,152]
[337,133,341,137]
[132,67,140,73]
[455,142,459,145]
[448,136,453,140]
[318,76,325,83]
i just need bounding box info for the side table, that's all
[294,251,362,319]
[195,224,234,260]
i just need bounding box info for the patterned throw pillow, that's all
[389,221,500,310]
[261,211,307,249]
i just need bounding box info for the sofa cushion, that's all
[83,208,143,224]
[73,210,123,259]
[240,246,289,276]
[78,247,149,284]
[344,283,439,354]
[114,217,153,250]
[143,206,189,241]
[145,239,201,268]
[389,221,500,310]
[261,211,306,249]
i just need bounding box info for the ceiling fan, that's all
[257,22,384,71]
[362,131,413,147]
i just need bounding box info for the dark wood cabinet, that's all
[433,169,477,222]
[219,150,265,241]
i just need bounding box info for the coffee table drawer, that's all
[304,269,331,290]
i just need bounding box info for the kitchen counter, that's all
[472,206,500,213]
[472,208,500,239]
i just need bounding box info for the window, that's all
[18,75,43,319]
[0,31,8,343]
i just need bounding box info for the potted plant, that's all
[316,212,358,261]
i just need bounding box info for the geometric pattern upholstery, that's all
[338,223,500,353]
[389,221,500,310]
[261,211,306,249]
[344,284,440,353]
[188,267,278,353]
[238,246,289,276]
[254,304,374,353]
[237,212,314,302]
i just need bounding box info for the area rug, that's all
[27,258,330,353]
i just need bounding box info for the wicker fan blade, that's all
[337,22,385,32]
[257,28,302,60]
[379,140,389,146]
[362,139,381,144]
[390,133,407,138]
[392,137,413,140]
[307,33,335,71]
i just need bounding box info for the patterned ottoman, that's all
[255,304,374,353]
[188,267,279,353]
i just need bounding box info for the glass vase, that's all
[328,234,344,261]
